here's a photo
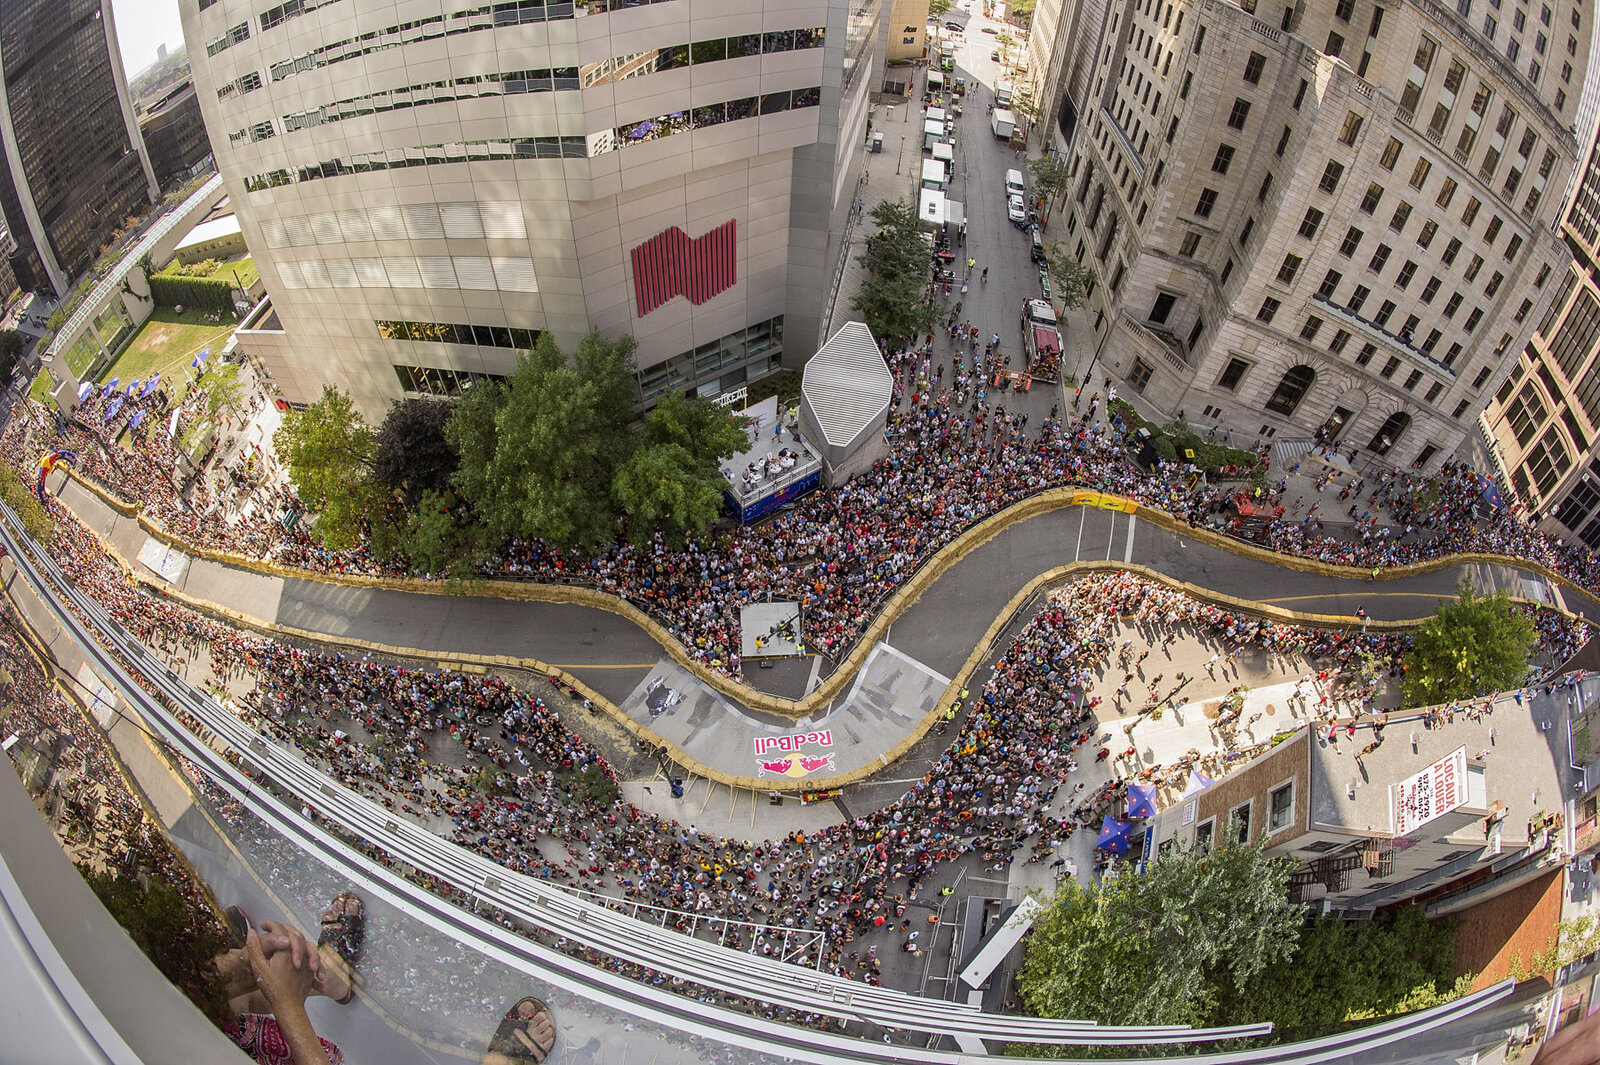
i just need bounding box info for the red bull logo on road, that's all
[757,753,837,778]
[752,729,832,756]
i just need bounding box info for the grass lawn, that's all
[97,305,236,386]
[159,254,257,293]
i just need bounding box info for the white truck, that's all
[991,107,1015,139]
[1020,298,1063,383]
[995,79,1013,108]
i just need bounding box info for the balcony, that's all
[1121,312,1190,374]
[1309,293,1459,382]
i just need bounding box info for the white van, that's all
[1004,168,1025,198]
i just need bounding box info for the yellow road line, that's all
[550,662,659,669]
[1259,591,1461,603]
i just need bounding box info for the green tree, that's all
[1401,578,1537,706]
[1017,844,1300,1038]
[850,200,939,344]
[374,397,458,509]
[447,332,635,548]
[198,363,245,422]
[1029,156,1073,222]
[401,488,489,576]
[272,385,378,551]
[928,0,953,17]
[639,391,749,466]
[81,865,232,1027]
[1010,0,1037,21]
[0,328,23,381]
[613,442,728,545]
[1044,250,1097,309]
[1216,907,1461,1040]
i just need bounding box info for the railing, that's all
[1120,312,1189,374]
[0,500,1283,1052]
[42,174,224,370]
[1309,293,1459,382]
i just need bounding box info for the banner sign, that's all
[753,729,832,755]
[1392,746,1469,837]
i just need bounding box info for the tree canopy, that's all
[850,199,939,345]
[1018,844,1302,1034]
[373,397,458,508]
[272,384,377,551]
[198,363,245,422]
[1400,578,1537,706]
[445,332,633,547]
[1045,250,1096,310]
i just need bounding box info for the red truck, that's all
[1020,298,1062,383]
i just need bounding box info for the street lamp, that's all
[897,134,906,174]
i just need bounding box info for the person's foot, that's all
[314,893,362,1004]
[484,997,556,1064]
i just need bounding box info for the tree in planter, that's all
[1400,578,1537,706]
[272,385,380,552]
[928,0,953,17]
[1043,249,1096,310]
[850,199,939,346]
[1016,843,1301,1035]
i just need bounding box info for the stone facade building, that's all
[1031,0,1589,470]
[180,0,885,419]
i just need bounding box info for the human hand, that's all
[246,923,317,1011]
[1535,1007,1600,1065]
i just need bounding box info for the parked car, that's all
[945,20,964,31]
[1007,194,1027,224]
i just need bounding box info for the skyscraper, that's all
[0,0,158,297]
[181,0,884,418]
[1029,0,1589,471]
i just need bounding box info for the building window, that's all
[1268,783,1295,832]
[1396,260,1418,288]
[1187,316,1206,349]
[1300,316,1323,341]
[1348,284,1371,313]
[377,320,541,349]
[1442,238,1462,265]
[1463,197,1481,225]
[1368,411,1411,453]
[1329,328,1351,353]
[1379,138,1402,170]
[1299,209,1324,239]
[393,364,509,396]
[1421,276,1441,303]
[1356,343,1377,366]
[1360,182,1384,213]
[1404,369,1423,390]
[1220,258,1234,283]
[1409,157,1432,189]
[1319,161,1345,194]
[1213,144,1235,174]
[1265,364,1315,415]
[1179,231,1201,256]
[1150,292,1178,323]
[1195,819,1215,854]
[1418,220,1438,248]
[1228,98,1252,129]
[1318,270,1342,299]
[1374,299,1397,327]
[1195,188,1218,217]
[1369,244,1392,272]
[1426,381,1444,402]
[1339,110,1364,144]
[1129,357,1155,392]
[1244,51,1266,83]
[1277,125,1293,156]
[1217,356,1250,390]
[1228,801,1253,844]
[1340,226,1363,257]
[1380,356,1401,379]
[1258,297,1282,323]
[1278,254,1303,284]
[1390,202,1412,232]
[1239,217,1255,246]
[1453,399,1472,418]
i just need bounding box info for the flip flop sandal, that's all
[487,997,556,1064]
[224,906,251,950]
[316,892,365,969]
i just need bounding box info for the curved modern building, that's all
[180,0,884,417]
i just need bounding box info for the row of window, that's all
[378,320,541,349]
[394,364,507,397]
[258,202,528,249]
[636,316,785,402]
[276,255,539,293]
[242,87,822,192]
[263,0,676,85]
[583,30,826,88]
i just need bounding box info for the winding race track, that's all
[49,470,1586,789]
